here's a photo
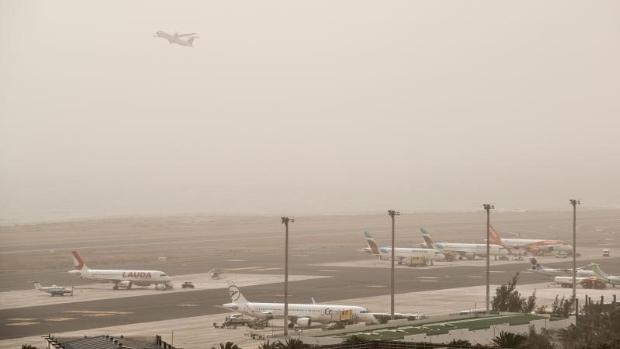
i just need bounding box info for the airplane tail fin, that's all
[71,251,88,271]
[364,232,381,255]
[33,282,42,290]
[529,257,541,270]
[590,263,609,280]
[187,37,196,46]
[420,228,435,249]
[488,225,504,245]
[228,283,248,304]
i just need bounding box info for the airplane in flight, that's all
[528,258,595,277]
[420,228,507,260]
[363,231,445,264]
[68,251,172,290]
[33,282,73,297]
[488,225,572,255]
[590,263,620,287]
[154,31,198,47]
[222,284,379,328]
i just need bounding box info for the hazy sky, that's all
[1,1,619,223]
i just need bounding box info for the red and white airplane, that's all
[68,251,172,290]
[488,225,572,255]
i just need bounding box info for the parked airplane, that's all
[363,231,444,264]
[222,284,378,328]
[154,31,198,47]
[590,263,620,287]
[489,225,572,255]
[33,282,73,296]
[68,251,172,290]
[529,258,594,277]
[420,228,507,260]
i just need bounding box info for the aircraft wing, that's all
[178,33,197,37]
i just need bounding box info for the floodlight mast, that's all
[483,203,494,313]
[281,216,294,336]
[569,199,580,312]
[388,209,400,320]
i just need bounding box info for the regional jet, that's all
[222,284,378,328]
[154,31,198,47]
[488,225,572,255]
[420,228,507,260]
[529,258,594,277]
[590,263,620,287]
[33,282,73,296]
[68,251,172,290]
[363,231,444,264]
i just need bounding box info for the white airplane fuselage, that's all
[501,238,572,252]
[154,31,196,47]
[433,242,506,258]
[223,301,377,326]
[70,267,171,286]
[223,285,378,328]
[375,247,444,260]
[68,251,171,289]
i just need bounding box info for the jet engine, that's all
[295,317,312,328]
[116,280,132,289]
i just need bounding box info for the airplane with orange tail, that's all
[488,225,572,255]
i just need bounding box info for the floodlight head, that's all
[281,216,294,224]
[483,204,494,210]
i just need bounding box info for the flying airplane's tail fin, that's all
[311,297,317,304]
[187,37,196,46]
[71,251,88,271]
[364,232,381,255]
[33,282,42,290]
[590,263,610,280]
[420,228,435,249]
[228,283,248,304]
[488,225,504,246]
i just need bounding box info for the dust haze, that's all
[1,1,619,223]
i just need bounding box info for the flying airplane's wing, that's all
[178,33,197,37]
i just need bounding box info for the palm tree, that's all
[276,338,305,349]
[258,341,279,349]
[492,331,527,348]
[213,341,240,349]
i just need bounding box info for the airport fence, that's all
[315,341,500,349]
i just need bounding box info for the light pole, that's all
[281,216,294,336]
[483,203,494,313]
[388,209,400,320]
[570,199,580,310]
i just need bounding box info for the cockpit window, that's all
[160,273,167,277]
